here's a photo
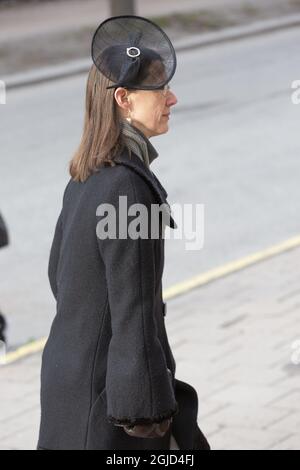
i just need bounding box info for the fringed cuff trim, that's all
[108,401,179,427]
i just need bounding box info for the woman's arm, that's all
[96,169,178,431]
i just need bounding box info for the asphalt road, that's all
[0,26,299,347]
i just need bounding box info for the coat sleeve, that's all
[48,180,71,300]
[96,170,179,427]
[48,210,63,301]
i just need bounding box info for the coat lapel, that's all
[115,149,177,229]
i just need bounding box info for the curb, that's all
[3,13,300,91]
[2,234,300,366]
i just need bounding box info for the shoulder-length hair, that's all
[69,65,126,182]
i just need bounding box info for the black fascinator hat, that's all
[91,15,177,90]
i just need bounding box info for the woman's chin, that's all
[162,123,169,134]
[161,120,170,131]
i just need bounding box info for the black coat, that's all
[0,212,9,249]
[38,149,210,451]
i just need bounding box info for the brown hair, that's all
[69,65,126,182]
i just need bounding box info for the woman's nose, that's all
[167,91,178,107]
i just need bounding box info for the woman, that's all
[37,16,210,451]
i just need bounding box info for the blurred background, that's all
[0,0,300,450]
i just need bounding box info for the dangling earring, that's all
[125,95,132,124]
[126,111,132,125]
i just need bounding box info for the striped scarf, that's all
[120,119,177,229]
[121,119,159,169]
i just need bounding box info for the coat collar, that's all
[114,148,177,229]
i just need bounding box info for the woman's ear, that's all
[114,87,130,112]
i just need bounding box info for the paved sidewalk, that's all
[1,244,300,450]
[0,0,287,40]
[1,0,300,76]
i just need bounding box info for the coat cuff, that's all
[108,402,179,427]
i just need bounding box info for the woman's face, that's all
[129,85,178,138]
[115,84,178,139]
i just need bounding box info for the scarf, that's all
[121,119,159,169]
[120,119,177,229]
